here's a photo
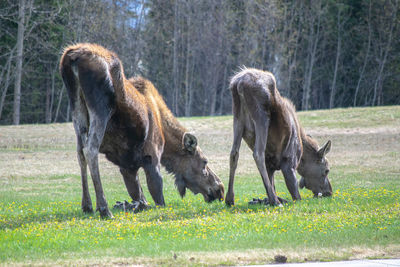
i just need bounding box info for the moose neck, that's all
[300,128,309,148]
[299,127,319,159]
[158,107,187,176]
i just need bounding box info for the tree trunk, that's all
[53,85,64,123]
[209,55,219,115]
[209,74,218,115]
[132,0,145,74]
[218,62,228,115]
[76,0,86,42]
[172,0,180,116]
[0,49,15,121]
[187,56,195,116]
[302,2,321,110]
[184,8,191,117]
[372,0,397,106]
[329,7,342,109]
[45,67,56,123]
[50,69,55,120]
[45,72,51,123]
[287,5,301,99]
[13,0,26,125]
[354,0,372,107]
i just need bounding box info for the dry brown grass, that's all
[2,109,399,180]
[8,245,400,266]
[1,108,399,197]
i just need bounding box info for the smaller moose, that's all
[226,68,332,206]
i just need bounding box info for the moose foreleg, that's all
[266,167,287,204]
[120,168,148,205]
[281,160,301,201]
[253,118,280,206]
[144,163,165,206]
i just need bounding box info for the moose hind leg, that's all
[79,66,116,218]
[83,114,113,219]
[71,95,93,213]
[78,142,93,213]
[243,93,280,206]
[226,117,244,206]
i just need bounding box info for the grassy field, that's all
[1,106,400,266]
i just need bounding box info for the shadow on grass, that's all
[1,194,324,231]
[109,196,314,223]
[0,209,97,230]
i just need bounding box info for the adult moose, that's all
[226,68,332,206]
[60,43,224,218]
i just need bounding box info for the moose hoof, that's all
[136,201,150,212]
[277,197,288,204]
[113,200,150,213]
[248,197,286,206]
[249,198,269,205]
[269,199,282,207]
[82,205,94,214]
[98,206,113,219]
[225,199,235,206]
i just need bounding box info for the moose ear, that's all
[299,177,305,189]
[318,140,331,158]
[183,133,198,153]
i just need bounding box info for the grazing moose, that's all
[226,68,332,206]
[60,43,224,218]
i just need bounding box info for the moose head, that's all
[298,139,332,197]
[174,133,224,202]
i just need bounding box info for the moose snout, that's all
[323,178,333,197]
[217,184,225,201]
[206,184,225,202]
[314,178,333,197]
[322,191,332,197]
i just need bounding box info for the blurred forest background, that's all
[0,0,399,125]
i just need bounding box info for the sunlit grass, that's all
[1,106,400,265]
[1,186,399,262]
[1,172,399,265]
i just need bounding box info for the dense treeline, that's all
[0,0,399,124]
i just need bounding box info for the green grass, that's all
[1,106,400,266]
[298,105,400,128]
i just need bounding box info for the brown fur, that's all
[226,68,332,206]
[60,43,224,218]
